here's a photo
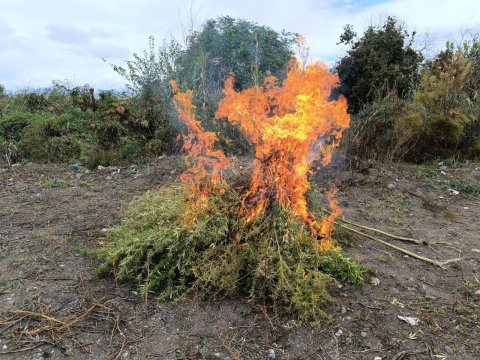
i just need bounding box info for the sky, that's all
[1,0,479,91]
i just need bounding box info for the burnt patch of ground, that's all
[0,158,479,359]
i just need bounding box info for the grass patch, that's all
[98,184,368,319]
[36,178,70,189]
[450,177,480,196]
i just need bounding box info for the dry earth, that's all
[0,157,479,359]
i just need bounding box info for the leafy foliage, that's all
[413,43,480,159]
[344,94,424,165]
[176,16,296,95]
[414,38,480,159]
[341,24,480,163]
[0,110,35,141]
[0,17,298,163]
[19,109,91,162]
[98,184,367,319]
[0,82,174,164]
[336,17,423,113]
[105,36,180,153]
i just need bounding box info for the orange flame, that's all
[317,185,342,251]
[215,60,349,238]
[170,58,349,248]
[170,80,229,223]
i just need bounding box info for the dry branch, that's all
[0,298,123,356]
[338,223,462,269]
[322,208,426,245]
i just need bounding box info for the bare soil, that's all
[0,157,479,359]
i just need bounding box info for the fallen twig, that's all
[0,298,123,357]
[322,208,426,244]
[215,329,242,360]
[338,223,462,269]
[8,303,98,337]
[0,342,45,355]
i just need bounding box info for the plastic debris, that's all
[397,315,419,326]
[69,162,83,168]
[267,349,276,359]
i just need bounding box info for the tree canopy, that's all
[336,17,423,113]
[175,16,296,104]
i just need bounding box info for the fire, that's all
[171,59,349,248]
[170,80,229,223]
[317,185,342,251]
[215,60,349,240]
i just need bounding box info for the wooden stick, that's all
[338,223,461,269]
[339,217,425,245]
[321,208,425,245]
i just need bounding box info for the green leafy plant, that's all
[98,184,367,319]
[336,16,422,113]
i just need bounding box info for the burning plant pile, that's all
[98,61,367,319]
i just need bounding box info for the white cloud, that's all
[0,0,479,90]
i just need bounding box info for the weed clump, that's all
[98,184,367,319]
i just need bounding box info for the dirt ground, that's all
[0,157,479,360]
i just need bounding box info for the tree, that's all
[336,17,423,113]
[104,36,182,150]
[426,35,480,102]
[175,16,296,109]
[104,18,297,154]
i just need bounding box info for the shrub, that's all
[344,94,424,165]
[0,110,36,141]
[0,141,18,164]
[98,184,367,319]
[82,147,121,169]
[0,111,48,163]
[345,38,480,164]
[0,86,174,164]
[21,125,82,163]
[22,92,50,112]
[336,17,423,113]
[18,109,92,162]
[104,37,178,153]
[412,47,480,160]
[120,137,142,159]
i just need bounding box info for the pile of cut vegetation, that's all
[98,182,366,318]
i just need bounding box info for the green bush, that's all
[344,95,424,164]
[21,126,82,162]
[98,184,367,319]
[0,88,173,164]
[0,110,38,141]
[21,92,50,112]
[0,111,50,163]
[345,38,480,164]
[336,17,422,113]
[411,47,480,160]
[120,137,142,159]
[82,147,121,169]
[17,108,92,162]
